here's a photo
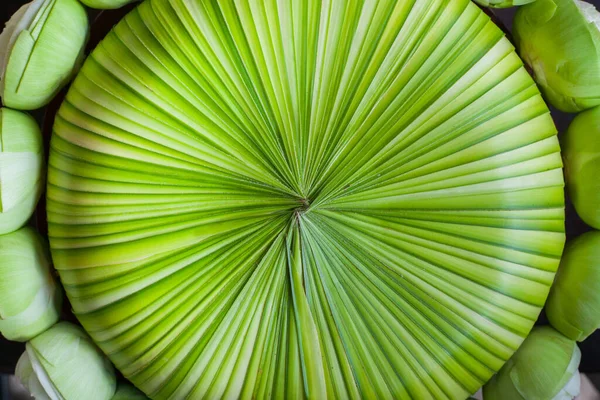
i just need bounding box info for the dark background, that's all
[0,0,598,383]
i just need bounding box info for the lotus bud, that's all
[473,0,536,8]
[513,0,600,112]
[0,108,44,235]
[546,231,600,341]
[0,226,61,342]
[16,322,117,400]
[483,326,581,400]
[79,0,139,10]
[0,0,89,110]
[111,383,148,400]
[562,106,600,229]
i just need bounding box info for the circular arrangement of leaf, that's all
[47,0,566,398]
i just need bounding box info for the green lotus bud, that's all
[483,326,581,400]
[513,0,600,112]
[79,0,139,10]
[0,108,44,235]
[546,231,600,341]
[111,383,148,400]
[473,0,536,8]
[0,226,61,341]
[562,106,600,229]
[16,322,117,400]
[0,0,89,110]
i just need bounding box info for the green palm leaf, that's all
[48,0,565,398]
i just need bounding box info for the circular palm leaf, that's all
[48,0,565,398]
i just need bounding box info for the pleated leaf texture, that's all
[47,0,566,398]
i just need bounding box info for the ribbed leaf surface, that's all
[48,0,565,398]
